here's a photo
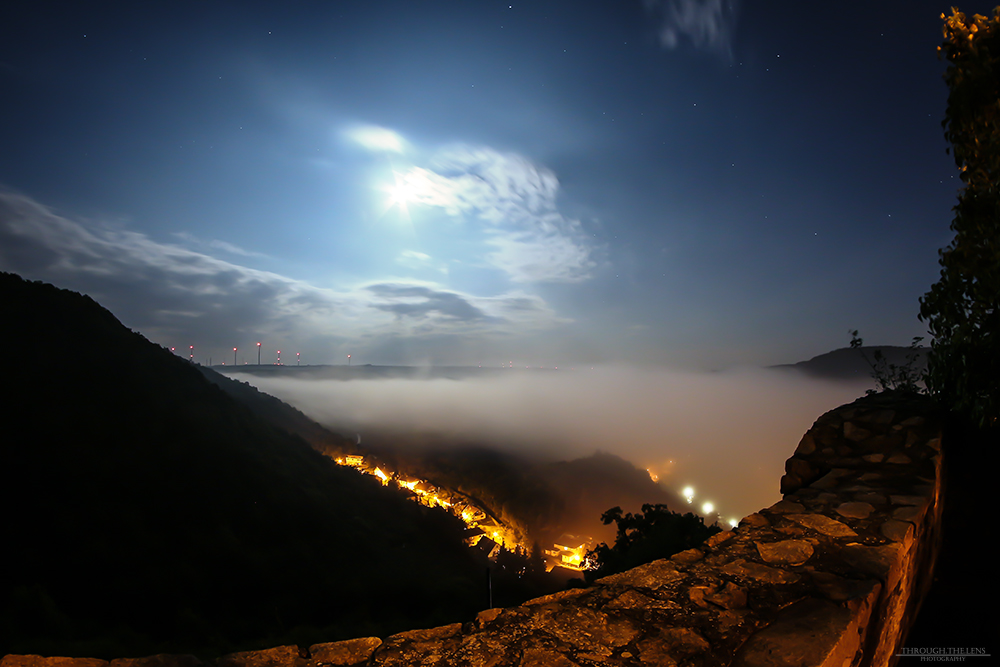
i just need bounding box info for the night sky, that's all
[1,1,987,369]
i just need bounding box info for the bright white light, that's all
[379,168,456,223]
[384,170,420,214]
[682,486,695,503]
[701,502,715,514]
[729,518,739,528]
[347,125,405,153]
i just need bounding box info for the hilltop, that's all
[769,345,927,382]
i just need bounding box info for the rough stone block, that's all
[756,539,814,566]
[308,638,381,667]
[2,658,108,667]
[835,501,874,519]
[732,598,859,667]
[784,513,857,538]
[721,558,800,585]
[595,559,684,589]
[636,627,710,665]
[109,656,204,667]
[216,647,307,667]
[880,519,915,545]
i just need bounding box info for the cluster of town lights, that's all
[678,484,737,528]
[332,454,592,571]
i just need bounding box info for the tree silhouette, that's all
[919,8,1000,430]
[584,504,719,582]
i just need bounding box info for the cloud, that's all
[368,283,496,324]
[0,191,564,355]
[395,249,448,274]
[0,191,353,342]
[366,282,565,336]
[345,124,406,153]
[174,231,269,258]
[643,0,740,55]
[392,145,597,283]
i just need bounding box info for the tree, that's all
[584,504,720,582]
[919,8,1000,430]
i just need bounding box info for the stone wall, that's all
[2,392,943,667]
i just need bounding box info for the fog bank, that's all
[233,366,870,524]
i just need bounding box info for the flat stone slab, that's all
[756,539,815,566]
[733,598,856,667]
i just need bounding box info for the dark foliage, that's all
[0,272,482,658]
[919,8,1000,431]
[584,504,720,583]
[848,330,925,395]
[196,366,355,458]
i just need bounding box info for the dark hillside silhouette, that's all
[0,272,481,658]
[769,345,927,382]
[197,366,355,458]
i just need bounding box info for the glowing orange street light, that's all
[233,347,237,366]
[257,342,261,365]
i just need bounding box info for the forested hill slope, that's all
[0,272,481,658]
[197,365,355,457]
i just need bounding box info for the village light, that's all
[682,486,695,503]
[701,502,715,515]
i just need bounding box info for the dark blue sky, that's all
[0,1,986,368]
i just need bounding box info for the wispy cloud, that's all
[174,231,269,258]
[642,0,740,56]
[366,282,561,334]
[369,283,497,325]
[390,145,597,283]
[345,124,407,153]
[395,249,448,274]
[0,191,564,355]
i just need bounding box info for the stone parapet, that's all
[2,392,943,667]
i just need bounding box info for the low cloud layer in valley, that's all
[230,365,871,525]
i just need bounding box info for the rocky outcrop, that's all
[2,391,943,667]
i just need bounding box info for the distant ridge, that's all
[770,345,928,381]
[220,364,555,381]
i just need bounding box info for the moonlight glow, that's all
[348,125,406,153]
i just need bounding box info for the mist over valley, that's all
[223,362,875,532]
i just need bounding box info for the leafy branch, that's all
[849,330,926,395]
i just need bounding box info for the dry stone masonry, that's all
[3,391,943,667]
